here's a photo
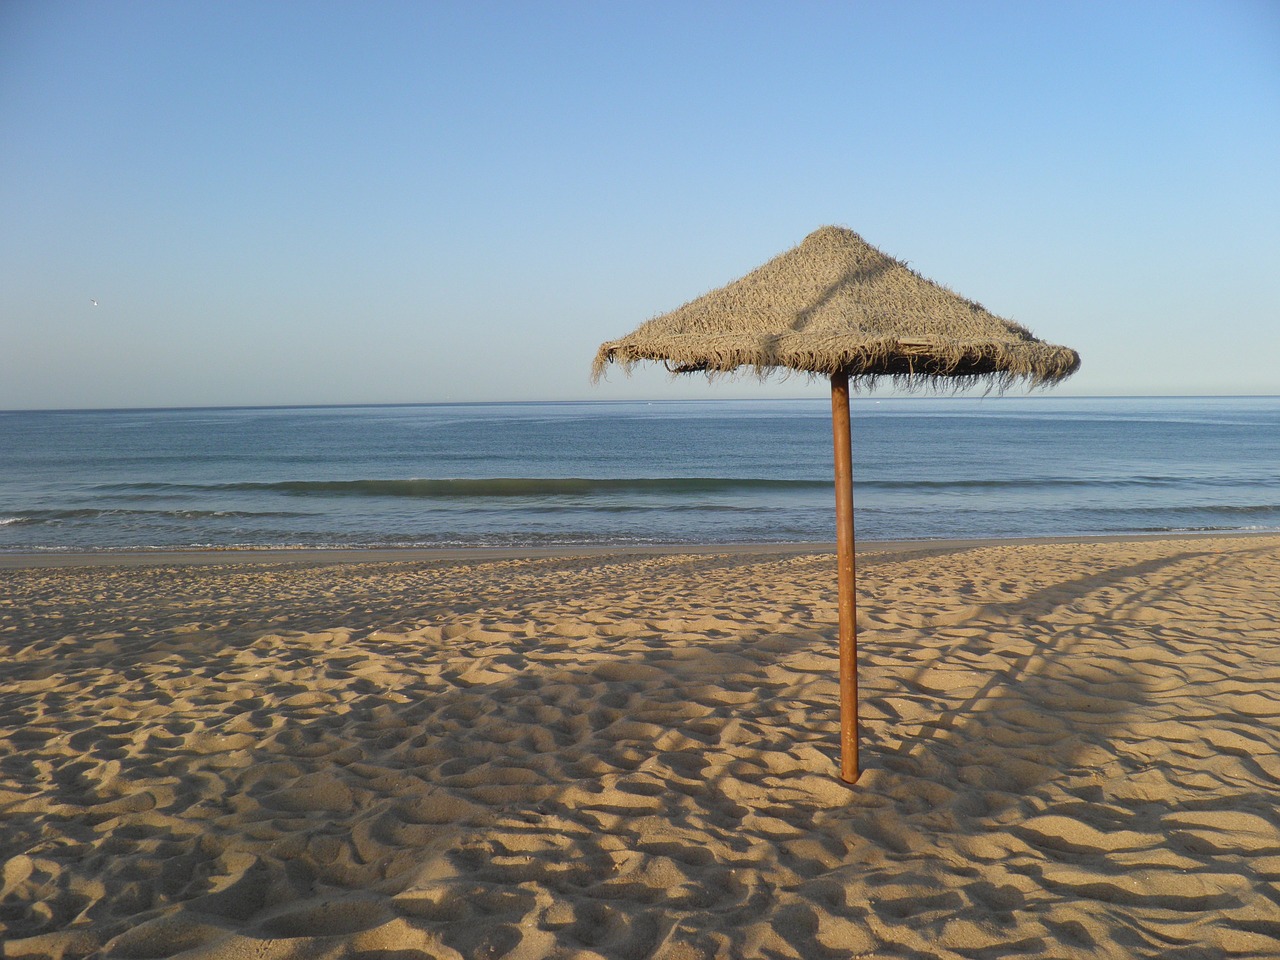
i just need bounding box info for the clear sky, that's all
[2,1,1277,409]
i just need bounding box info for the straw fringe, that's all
[592,226,1080,390]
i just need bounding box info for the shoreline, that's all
[1,527,1275,569]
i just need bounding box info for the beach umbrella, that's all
[592,225,1080,783]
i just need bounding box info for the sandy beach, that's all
[3,534,1279,959]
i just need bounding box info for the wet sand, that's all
[3,534,1279,958]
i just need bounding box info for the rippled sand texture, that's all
[2,535,1280,959]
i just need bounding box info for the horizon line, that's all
[3,393,1279,416]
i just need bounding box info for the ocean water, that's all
[1,397,1277,552]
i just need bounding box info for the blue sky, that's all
[2,0,1277,409]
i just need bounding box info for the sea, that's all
[1,396,1277,553]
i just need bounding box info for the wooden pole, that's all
[830,372,860,783]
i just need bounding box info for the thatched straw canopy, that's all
[593,226,1080,390]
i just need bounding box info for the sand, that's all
[2,534,1279,959]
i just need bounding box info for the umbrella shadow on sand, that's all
[845,547,1240,820]
[858,550,1217,797]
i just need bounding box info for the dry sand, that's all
[2,535,1279,959]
